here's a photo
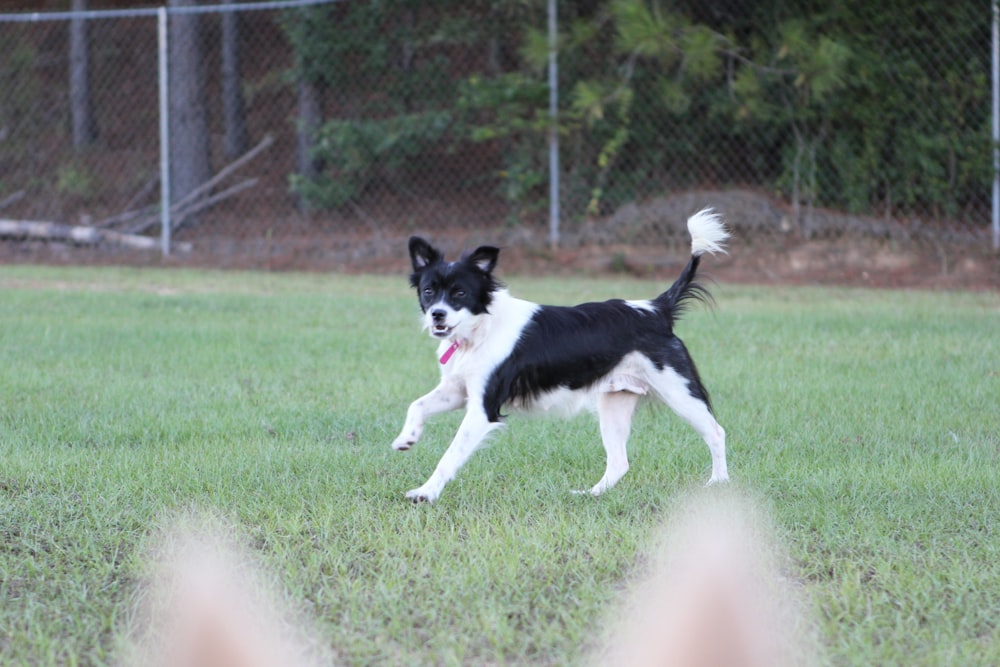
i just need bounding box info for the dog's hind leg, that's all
[392,379,466,451]
[405,407,501,503]
[586,391,641,496]
[650,370,728,485]
[689,408,728,485]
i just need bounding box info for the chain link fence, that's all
[1,0,997,283]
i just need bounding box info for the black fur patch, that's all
[482,299,711,422]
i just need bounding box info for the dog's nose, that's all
[431,309,446,322]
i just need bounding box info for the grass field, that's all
[0,265,998,666]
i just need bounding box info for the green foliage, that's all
[455,0,733,217]
[282,0,463,210]
[711,1,987,219]
[55,162,96,200]
[520,24,551,72]
[727,18,851,219]
[680,26,723,82]
[563,0,732,214]
[291,2,455,108]
[458,73,550,140]
[455,73,551,222]
[612,0,684,61]
[282,0,990,223]
[291,111,452,209]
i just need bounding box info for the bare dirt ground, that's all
[1,189,997,290]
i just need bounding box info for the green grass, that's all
[1,265,998,666]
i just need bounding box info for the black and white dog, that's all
[393,209,730,502]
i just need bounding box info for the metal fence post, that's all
[993,0,999,251]
[547,0,559,249]
[158,6,171,257]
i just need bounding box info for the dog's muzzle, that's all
[430,309,453,337]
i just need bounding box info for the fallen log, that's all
[0,218,192,252]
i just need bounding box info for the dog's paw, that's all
[569,484,608,497]
[405,487,437,503]
[392,438,415,451]
[392,426,422,451]
[705,473,730,487]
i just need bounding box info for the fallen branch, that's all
[0,218,191,252]
[172,133,273,212]
[0,190,25,211]
[172,178,259,232]
[95,202,157,230]
[122,134,275,235]
[96,175,160,228]
[128,177,259,235]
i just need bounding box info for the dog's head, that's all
[408,236,502,340]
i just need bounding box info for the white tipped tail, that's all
[687,208,730,257]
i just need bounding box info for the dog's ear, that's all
[409,236,442,272]
[467,245,499,274]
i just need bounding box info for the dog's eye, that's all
[423,287,434,297]
[453,288,466,298]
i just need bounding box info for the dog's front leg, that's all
[405,408,501,503]
[392,379,466,451]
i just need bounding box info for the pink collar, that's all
[439,340,460,365]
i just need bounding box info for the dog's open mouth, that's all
[431,324,454,338]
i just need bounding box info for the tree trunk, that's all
[221,0,249,159]
[399,7,415,112]
[295,77,322,212]
[69,0,97,149]
[168,0,212,211]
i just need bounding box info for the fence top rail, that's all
[0,0,339,23]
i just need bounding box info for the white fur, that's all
[626,299,656,313]
[688,208,730,257]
